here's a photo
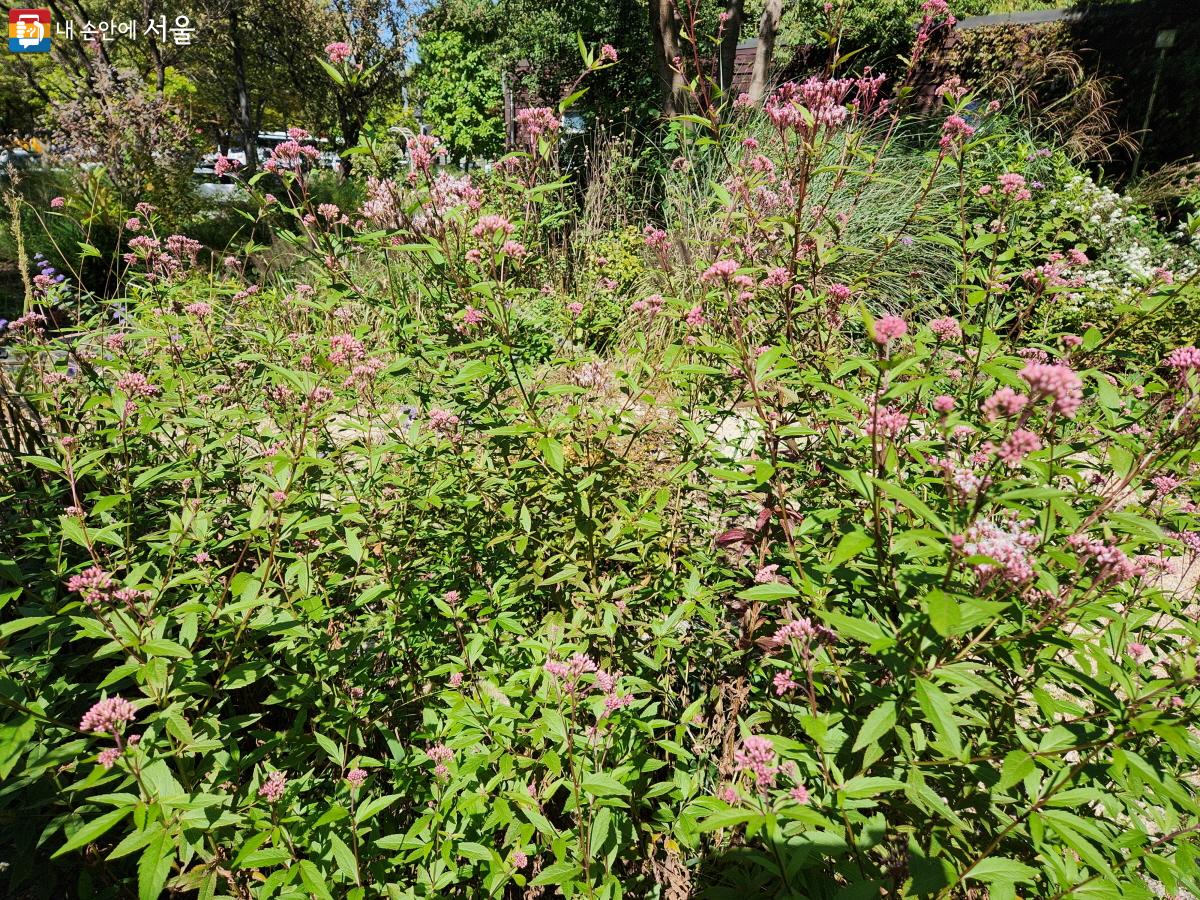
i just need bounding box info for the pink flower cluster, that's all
[515,107,561,145]
[329,333,366,366]
[873,315,908,345]
[754,564,781,583]
[80,696,136,733]
[213,155,241,178]
[317,203,348,225]
[263,134,320,174]
[1126,642,1151,664]
[734,735,777,788]
[1068,534,1150,584]
[960,518,1039,585]
[701,259,739,283]
[765,617,835,653]
[7,310,47,334]
[929,317,961,341]
[644,226,669,253]
[343,356,387,388]
[258,770,287,802]
[983,386,1028,421]
[630,293,665,317]
[764,74,887,137]
[325,41,352,64]
[544,652,597,692]
[865,403,909,439]
[68,566,115,603]
[428,408,460,437]
[472,214,514,239]
[1020,363,1083,417]
[772,670,799,695]
[939,115,975,151]
[764,268,792,289]
[123,234,202,281]
[346,768,367,788]
[428,742,454,779]
[1021,253,1087,289]
[1165,346,1200,375]
[544,653,635,716]
[934,457,988,499]
[1151,475,1180,495]
[996,428,1042,467]
[996,173,1031,201]
[116,372,161,398]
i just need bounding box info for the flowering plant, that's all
[2,14,1200,898]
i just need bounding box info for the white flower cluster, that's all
[1046,175,1141,246]
[1173,217,1200,253]
[1049,176,1200,320]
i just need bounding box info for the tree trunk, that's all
[718,0,744,96]
[649,0,686,117]
[228,4,257,175]
[143,0,166,91]
[749,0,781,104]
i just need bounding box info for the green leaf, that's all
[344,528,364,564]
[530,861,583,886]
[142,638,191,658]
[914,678,962,757]
[60,516,91,549]
[818,610,893,647]
[842,776,906,798]
[330,834,358,881]
[317,57,346,85]
[852,702,897,752]
[298,860,334,900]
[581,773,630,797]
[314,732,345,767]
[137,829,173,900]
[590,806,613,851]
[697,808,759,831]
[0,715,36,778]
[458,842,493,863]
[354,793,400,824]
[874,479,948,534]
[537,437,565,473]
[925,591,961,638]
[53,807,132,858]
[829,529,874,567]
[967,856,1038,884]
[996,751,1034,791]
[734,582,799,602]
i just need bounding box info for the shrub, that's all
[2,25,1200,900]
